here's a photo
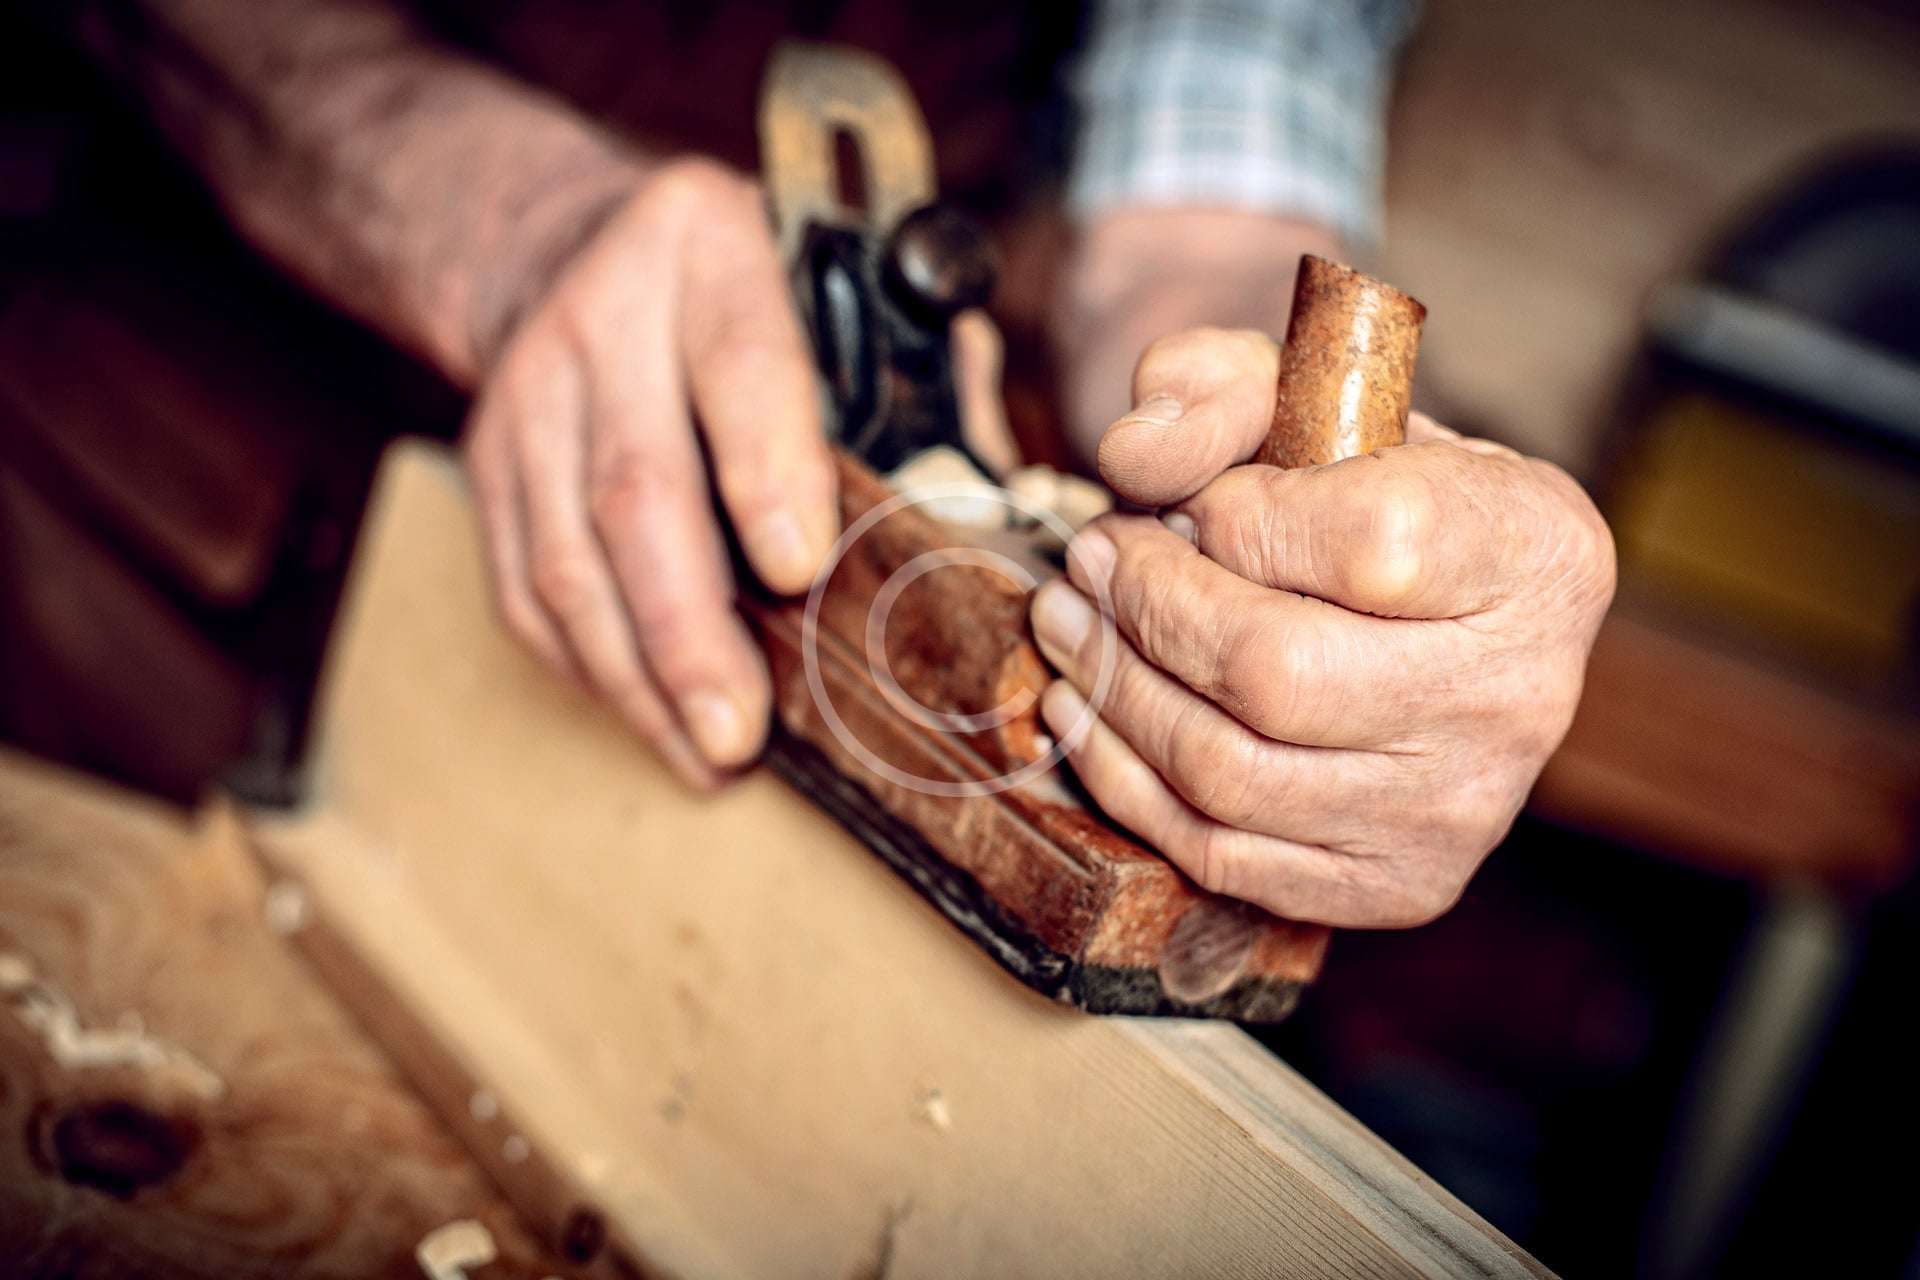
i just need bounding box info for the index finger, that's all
[678,185,838,596]
[1179,440,1595,620]
[1067,513,1454,750]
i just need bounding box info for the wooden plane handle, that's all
[1257,255,1426,468]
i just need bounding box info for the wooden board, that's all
[0,748,572,1279]
[248,441,1548,1280]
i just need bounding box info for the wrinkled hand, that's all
[1030,329,1616,927]
[463,158,837,787]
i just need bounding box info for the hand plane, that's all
[746,43,1426,1020]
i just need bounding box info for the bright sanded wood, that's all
[250,442,1549,1280]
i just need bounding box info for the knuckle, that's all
[1412,863,1471,924]
[1509,677,1581,760]
[496,592,551,652]
[1322,757,1512,927]
[712,434,831,538]
[1470,776,1527,848]
[1132,329,1198,386]
[1387,880,1461,928]
[1070,602,1111,675]
[1182,825,1228,898]
[609,680,672,739]
[1158,697,1214,787]
[627,595,706,678]
[1169,720,1273,829]
[1507,709,1566,768]
[624,593,750,705]
[1347,854,1462,928]
[1351,470,1431,612]
[531,551,596,619]
[1123,565,1184,670]
[1210,617,1262,709]
[1216,608,1304,730]
[1228,471,1291,581]
[588,448,665,535]
[644,156,753,219]
[643,658,703,705]
[682,294,790,372]
[1567,502,1619,602]
[1184,468,1279,568]
[1112,535,1191,654]
[1133,327,1274,399]
[1189,824,1245,899]
[1526,459,1618,606]
[1425,751,1493,828]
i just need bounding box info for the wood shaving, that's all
[0,951,225,1100]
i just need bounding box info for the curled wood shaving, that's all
[416,1219,562,1280]
[0,951,225,1100]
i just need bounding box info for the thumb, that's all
[1095,328,1278,508]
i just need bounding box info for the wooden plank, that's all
[249,440,1549,1280]
[0,748,572,1279]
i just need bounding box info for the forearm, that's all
[74,0,645,387]
[1055,0,1412,463]
[1053,210,1344,465]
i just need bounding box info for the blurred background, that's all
[1,1,1916,1276]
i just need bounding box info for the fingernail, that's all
[681,689,751,766]
[1162,511,1197,543]
[1040,678,1086,738]
[1031,579,1096,662]
[1065,528,1115,590]
[1127,394,1184,427]
[752,509,818,591]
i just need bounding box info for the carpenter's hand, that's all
[1030,329,1616,927]
[464,159,836,788]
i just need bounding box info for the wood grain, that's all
[249,441,1550,1280]
[0,749,573,1279]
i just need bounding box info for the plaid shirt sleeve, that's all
[1066,0,1416,249]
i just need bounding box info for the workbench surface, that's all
[0,749,572,1280]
